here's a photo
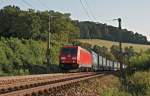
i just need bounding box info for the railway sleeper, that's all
[27,82,77,96]
[31,92,38,96]
[0,88,8,94]
[0,73,99,96]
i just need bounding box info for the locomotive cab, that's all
[59,46,92,70]
[59,46,78,69]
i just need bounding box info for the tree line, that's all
[0,5,149,45]
[0,5,79,40]
[75,21,149,44]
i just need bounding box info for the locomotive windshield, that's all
[61,48,77,55]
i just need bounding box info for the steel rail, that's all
[0,72,99,95]
[0,73,81,87]
[1,73,103,96]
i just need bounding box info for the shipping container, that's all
[91,51,98,71]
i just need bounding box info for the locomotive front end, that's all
[59,46,78,70]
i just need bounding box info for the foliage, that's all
[71,40,92,51]
[111,45,136,62]
[145,48,150,54]
[0,5,79,75]
[129,53,150,71]
[0,38,47,75]
[0,5,79,40]
[0,5,148,45]
[100,49,150,96]
[93,45,115,60]
[77,21,148,44]
[122,71,150,96]
[121,50,150,96]
[124,46,136,57]
[110,45,120,60]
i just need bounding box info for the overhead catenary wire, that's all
[36,0,47,10]
[22,0,35,9]
[82,0,115,24]
[38,0,49,10]
[83,0,97,21]
[15,0,29,9]
[79,0,92,39]
[79,0,92,21]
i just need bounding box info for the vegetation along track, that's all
[0,72,105,96]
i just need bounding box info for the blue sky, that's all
[0,0,150,40]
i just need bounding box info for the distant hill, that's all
[74,21,149,45]
[78,39,150,52]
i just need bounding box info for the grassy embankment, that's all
[78,39,150,52]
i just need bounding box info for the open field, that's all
[78,39,150,52]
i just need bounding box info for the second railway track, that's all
[0,72,104,96]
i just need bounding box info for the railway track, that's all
[0,72,103,96]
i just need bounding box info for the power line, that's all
[35,0,52,66]
[15,0,29,9]
[22,0,35,9]
[38,0,49,10]
[79,0,92,21]
[83,0,97,21]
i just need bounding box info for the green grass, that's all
[78,39,150,52]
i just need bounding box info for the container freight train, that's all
[59,45,121,71]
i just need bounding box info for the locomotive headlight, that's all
[61,57,66,60]
[72,57,77,60]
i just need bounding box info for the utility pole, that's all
[46,15,66,66]
[46,15,51,67]
[113,18,123,78]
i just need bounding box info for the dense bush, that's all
[122,71,150,96]
[0,37,64,75]
[98,48,150,96]
[121,50,150,96]
[129,53,150,71]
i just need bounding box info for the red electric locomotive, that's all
[59,46,92,70]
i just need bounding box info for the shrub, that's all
[129,53,150,71]
[124,71,150,96]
